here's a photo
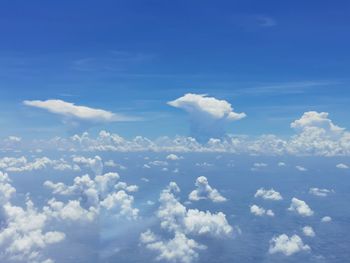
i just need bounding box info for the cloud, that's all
[140,230,206,263]
[23,99,138,133]
[44,170,139,220]
[309,188,333,197]
[291,111,344,133]
[288,198,314,217]
[168,94,246,142]
[296,165,307,172]
[336,163,348,169]
[250,205,274,217]
[254,188,283,201]
[302,226,315,237]
[0,172,65,262]
[269,234,310,256]
[141,182,233,262]
[166,154,183,161]
[321,216,332,223]
[188,176,227,203]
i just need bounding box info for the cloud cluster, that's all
[140,182,233,262]
[250,204,274,217]
[44,171,139,220]
[0,172,65,263]
[188,176,227,203]
[4,108,350,156]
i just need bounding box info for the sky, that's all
[1,0,350,139]
[1,2,350,263]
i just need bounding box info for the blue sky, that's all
[2,3,350,263]
[1,0,350,139]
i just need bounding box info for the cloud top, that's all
[168,93,246,121]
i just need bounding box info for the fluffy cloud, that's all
[141,182,233,262]
[168,94,246,142]
[188,176,227,203]
[73,155,103,175]
[140,230,206,263]
[23,99,131,122]
[309,188,333,197]
[288,198,314,217]
[44,171,139,220]
[302,226,315,237]
[254,188,283,201]
[269,234,310,256]
[0,172,65,262]
[250,205,274,217]
[296,165,307,172]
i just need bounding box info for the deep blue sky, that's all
[1,0,350,138]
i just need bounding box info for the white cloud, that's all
[166,153,182,161]
[250,205,274,217]
[141,182,233,262]
[168,94,246,142]
[168,93,246,121]
[140,230,206,263]
[0,175,65,262]
[296,165,307,171]
[288,198,314,217]
[73,155,103,175]
[188,176,227,203]
[278,162,286,167]
[291,111,344,133]
[23,99,132,122]
[309,188,333,197]
[336,163,348,169]
[44,171,139,220]
[253,162,268,167]
[321,216,332,223]
[254,188,283,201]
[269,234,310,256]
[302,226,315,237]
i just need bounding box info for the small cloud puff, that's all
[254,188,283,201]
[188,176,227,203]
[302,226,315,237]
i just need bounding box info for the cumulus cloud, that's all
[44,171,139,220]
[0,172,65,262]
[254,188,283,201]
[269,234,310,256]
[288,198,314,217]
[302,226,315,237]
[250,205,274,217]
[168,94,246,142]
[140,182,233,262]
[72,155,103,175]
[140,230,206,263]
[188,176,227,203]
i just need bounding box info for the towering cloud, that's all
[168,94,246,142]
